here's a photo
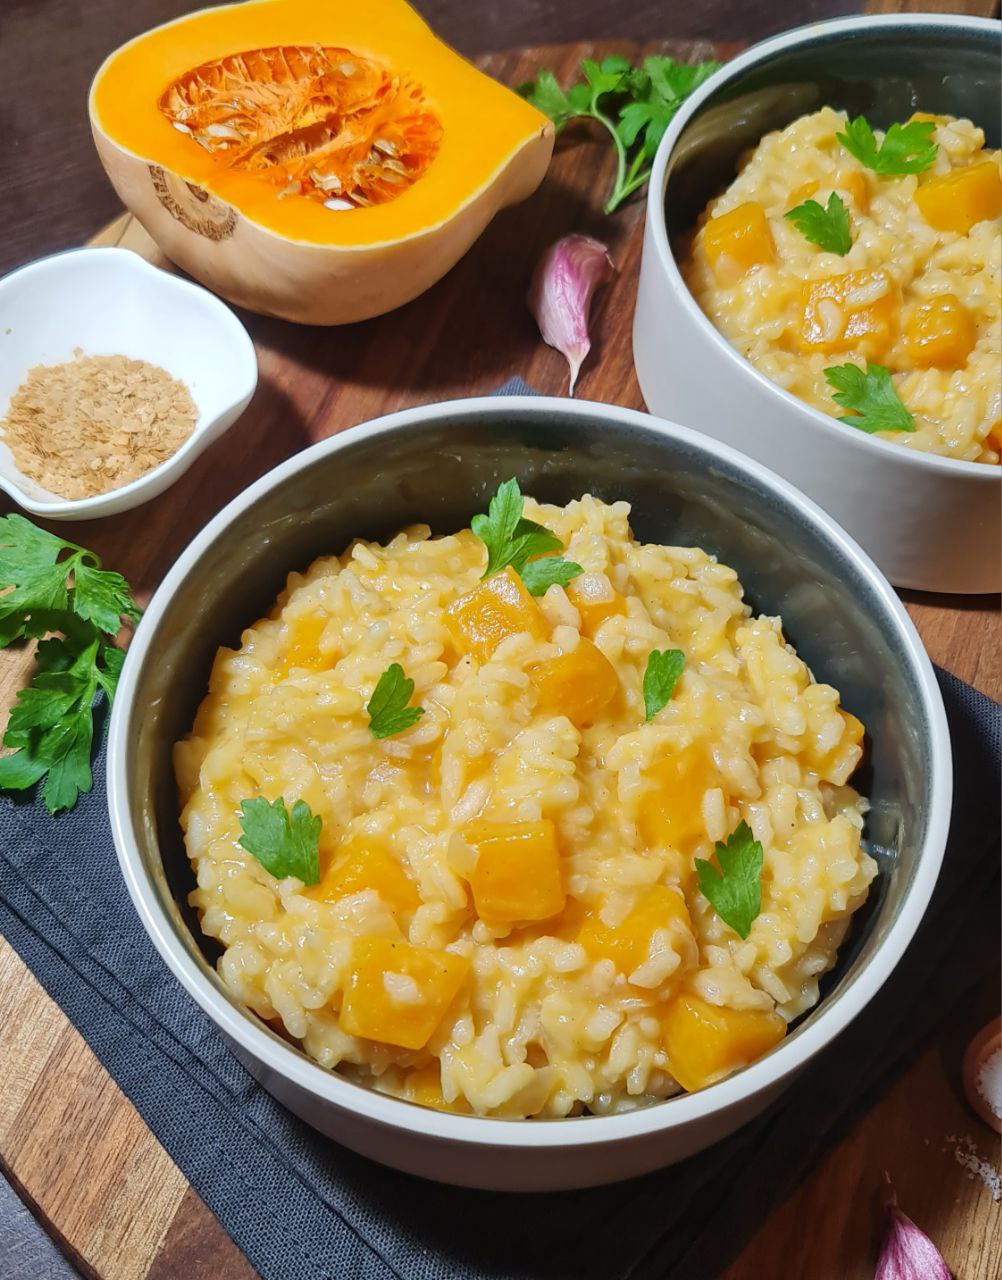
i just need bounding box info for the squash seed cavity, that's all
[159,45,443,210]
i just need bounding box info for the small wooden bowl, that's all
[963,1017,1002,1135]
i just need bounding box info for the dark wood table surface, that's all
[1,2,1000,1278]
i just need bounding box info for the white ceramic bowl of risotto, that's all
[108,396,950,1190]
[633,14,1001,594]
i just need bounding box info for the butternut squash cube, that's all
[662,992,786,1092]
[567,575,627,635]
[403,1062,471,1113]
[530,638,619,727]
[799,269,899,358]
[465,819,565,926]
[579,885,692,977]
[445,567,548,661]
[639,748,715,851]
[905,294,976,369]
[915,161,1002,235]
[787,180,819,208]
[276,613,335,678]
[703,202,775,281]
[340,937,469,1050]
[306,835,420,920]
[835,168,869,214]
[908,112,949,126]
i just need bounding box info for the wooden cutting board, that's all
[1,31,1000,1280]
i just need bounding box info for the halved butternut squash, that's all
[89,0,553,323]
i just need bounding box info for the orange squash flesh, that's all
[662,992,786,1092]
[89,0,553,323]
[799,269,899,358]
[446,567,548,662]
[579,885,692,978]
[465,819,565,927]
[340,937,469,1050]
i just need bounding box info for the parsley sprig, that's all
[824,362,916,434]
[520,55,721,213]
[0,516,139,813]
[695,820,764,939]
[836,116,937,177]
[785,192,852,255]
[643,649,686,721]
[471,478,582,596]
[238,796,321,885]
[366,663,425,739]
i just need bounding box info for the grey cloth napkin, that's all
[0,380,998,1280]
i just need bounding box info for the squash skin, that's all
[88,0,554,324]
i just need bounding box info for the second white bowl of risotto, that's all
[633,14,1001,594]
[108,396,949,1189]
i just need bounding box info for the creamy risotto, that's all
[682,108,1002,463]
[175,493,875,1118]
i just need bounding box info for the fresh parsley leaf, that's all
[238,796,321,885]
[0,517,139,813]
[520,555,585,597]
[836,115,937,177]
[519,68,575,128]
[824,362,916,434]
[643,649,686,721]
[695,820,764,939]
[366,663,425,740]
[519,54,720,213]
[785,192,852,255]
[471,478,565,576]
[0,515,140,645]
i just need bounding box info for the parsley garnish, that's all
[238,796,321,885]
[366,663,425,739]
[643,649,686,721]
[695,820,763,939]
[520,55,721,213]
[836,116,937,177]
[471,478,582,596]
[824,362,916,434]
[784,192,852,255]
[0,516,139,813]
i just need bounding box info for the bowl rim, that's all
[0,246,258,518]
[646,11,1002,486]
[108,393,952,1150]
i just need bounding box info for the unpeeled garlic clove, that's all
[874,1204,951,1280]
[528,234,615,395]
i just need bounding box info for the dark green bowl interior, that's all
[123,405,938,1043]
[665,20,1002,243]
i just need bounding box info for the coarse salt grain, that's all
[947,1134,1002,1202]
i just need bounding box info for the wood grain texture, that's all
[1,16,1000,1280]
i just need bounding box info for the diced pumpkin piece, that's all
[445,567,548,661]
[787,180,819,208]
[276,613,335,677]
[809,710,865,784]
[465,819,565,926]
[340,937,469,1050]
[567,575,627,635]
[703,202,775,282]
[905,293,976,369]
[639,747,715,851]
[530,638,619,727]
[579,885,692,977]
[835,168,869,214]
[915,161,1002,235]
[799,269,899,357]
[305,834,420,919]
[908,112,949,126]
[403,1062,471,1113]
[662,992,786,1092]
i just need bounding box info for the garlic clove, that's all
[875,1203,951,1280]
[528,234,615,395]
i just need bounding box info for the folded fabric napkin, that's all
[0,384,998,1279]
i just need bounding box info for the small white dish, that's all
[0,247,257,519]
